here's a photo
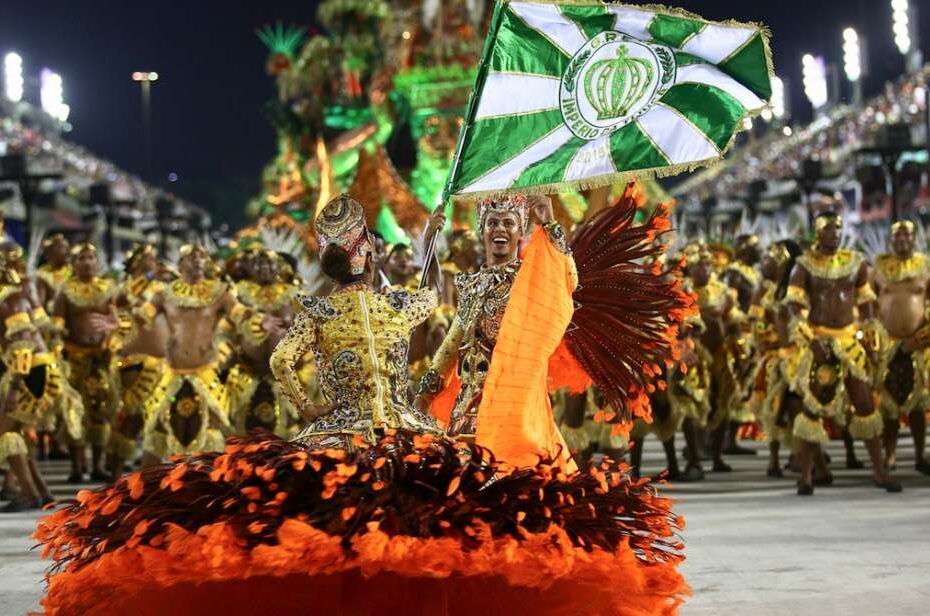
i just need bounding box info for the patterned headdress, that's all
[70,243,97,258]
[476,194,529,233]
[315,194,372,276]
[891,220,915,235]
[814,212,843,233]
[42,233,67,250]
[178,243,208,261]
[125,243,157,272]
[766,242,791,268]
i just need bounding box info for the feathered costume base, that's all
[36,431,687,616]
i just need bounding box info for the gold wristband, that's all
[4,312,34,338]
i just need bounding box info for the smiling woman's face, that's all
[482,211,523,264]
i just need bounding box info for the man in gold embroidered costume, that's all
[227,249,301,437]
[873,221,930,475]
[687,247,742,473]
[35,234,72,309]
[747,241,801,478]
[134,244,276,463]
[414,194,571,442]
[722,234,763,456]
[0,248,65,511]
[271,195,444,450]
[786,212,900,494]
[106,244,167,479]
[53,243,120,482]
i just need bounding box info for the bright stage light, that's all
[802,54,828,110]
[3,52,24,102]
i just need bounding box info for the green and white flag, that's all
[445,1,773,198]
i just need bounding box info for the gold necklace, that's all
[165,278,226,308]
[876,253,930,283]
[237,281,298,311]
[62,277,117,308]
[798,248,862,280]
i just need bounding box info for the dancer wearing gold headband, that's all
[0,247,61,511]
[35,234,72,309]
[873,220,930,475]
[131,243,277,462]
[786,212,899,494]
[53,243,120,482]
[227,249,302,438]
[722,234,763,456]
[414,193,576,465]
[106,244,167,480]
[686,247,743,473]
[748,240,802,478]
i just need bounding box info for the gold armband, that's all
[228,303,248,326]
[5,340,36,375]
[109,312,139,352]
[127,276,149,299]
[240,313,269,346]
[747,305,765,320]
[4,312,35,338]
[134,302,157,326]
[786,285,809,308]
[856,282,877,306]
[30,306,51,328]
[789,318,814,346]
[216,340,234,365]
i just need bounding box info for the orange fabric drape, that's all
[430,366,460,427]
[475,228,577,471]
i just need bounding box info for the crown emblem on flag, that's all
[585,46,655,121]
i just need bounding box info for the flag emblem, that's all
[561,32,675,140]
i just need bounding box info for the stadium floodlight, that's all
[802,54,828,110]
[842,28,862,82]
[40,69,69,122]
[770,76,786,119]
[3,52,24,102]
[132,71,159,82]
[892,0,912,54]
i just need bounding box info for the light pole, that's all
[842,28,864,106]
[132,71,159,179]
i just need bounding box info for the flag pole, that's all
[420,0,507,291]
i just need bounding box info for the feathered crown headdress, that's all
[476,194,529,232]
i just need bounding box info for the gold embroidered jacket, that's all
[271,286,440,446]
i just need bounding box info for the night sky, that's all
[2,1,927,229]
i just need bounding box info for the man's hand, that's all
[413,394,432,414]
[425,204,447,237]
[87,313,119,335]
[300,402,335,422]
[526,194,554,224]
[262,314,286,337]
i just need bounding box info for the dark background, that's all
[2,1,928,228]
